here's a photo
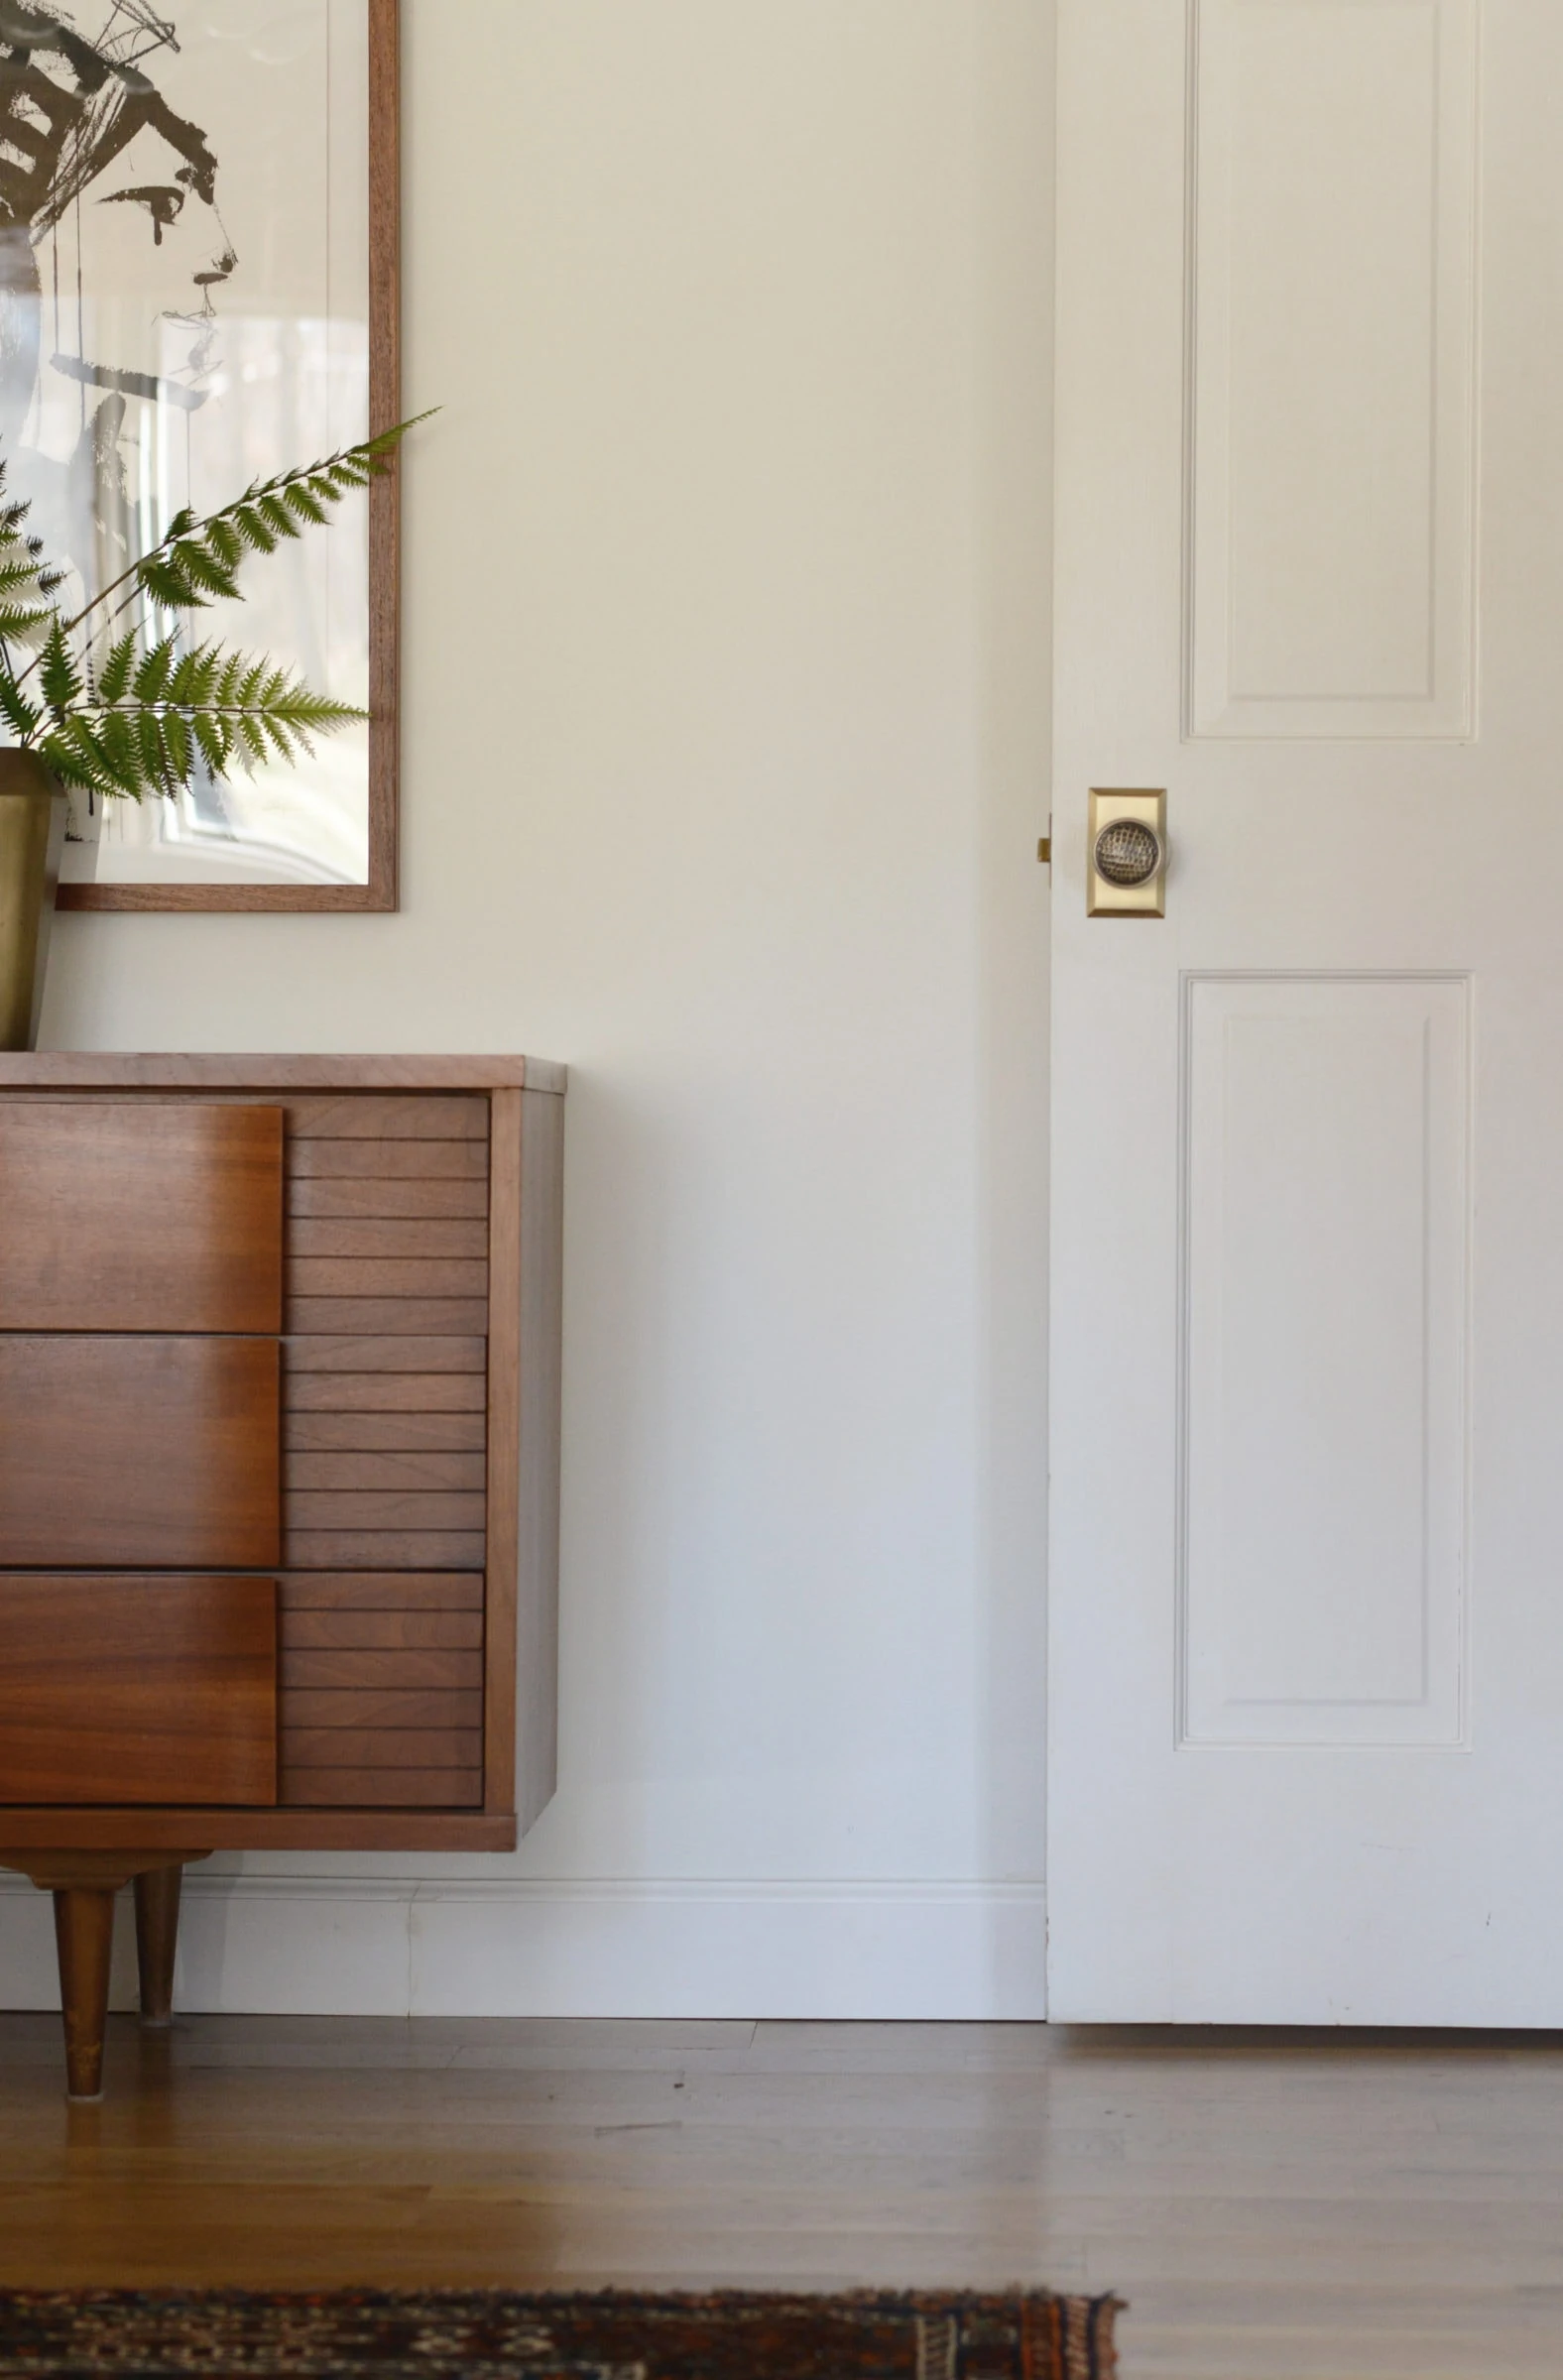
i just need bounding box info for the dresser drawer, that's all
[0,1102,283,1332]
[0,1575,277,1805]
[0,1337,281,1568]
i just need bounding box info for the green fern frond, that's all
[124,412,434,621]
[95,631,137,707]
[0,413,424,802]
[191,712,230,777]
[0,672,40,744]
[39,618,81,715]
[0,605,56,642]
[0,464,67,648]
[36,715,118,799]
[133,637,178,704]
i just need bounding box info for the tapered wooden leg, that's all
[0,1849,211,2099]
[133,1863,183,2027]
[52,1886,116,2102]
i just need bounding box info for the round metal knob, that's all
[1093,816,1163,889]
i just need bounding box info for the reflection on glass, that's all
[0,0,371,887]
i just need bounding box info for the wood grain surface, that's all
[286,1491,486,1530]
[285,1338,487,1374]
[365,0,400,914]
[282,1688,483,1730]
[0,1338,281,1569]
[485,1089,523,1815]
[277,1768,482,1809]
[287,1299,491,1337]
[278,1728,479,1767]
[276,1571,485,1810]
[284,1532,486,1571]
[0,1808,512,1848]
[0,1104,283,1333]
[286,1412,487,1452]
[289,1096,489,1140]
[3,2016,1551,2378]
[287,1453,486,1490]
[0,1066,564,1854]
[282,1097,491,1580]
[290,1221,489,1257]
[290,1176,492,1219]
[279,1574,484,1610]
[0,1057,560,1092]
[279,1650,483,1691]
[289,1259,489,1298]
[282,1612,482,1649]
[0,1576,276,1805]
[285,1373,488,1411]
[515,1084,564,1831]
[290,1142,490,1180]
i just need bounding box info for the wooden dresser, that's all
[0,1055,564,2097]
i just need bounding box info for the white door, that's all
[1048,0,1563,2022]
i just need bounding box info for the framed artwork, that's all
[0,0,401,912]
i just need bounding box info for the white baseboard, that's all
[0,1875,1047,2021]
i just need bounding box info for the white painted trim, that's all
[0,1875,1047,2022]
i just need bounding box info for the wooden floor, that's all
[2,2016,1561,2376]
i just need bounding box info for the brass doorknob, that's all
[1093,816,1163,889]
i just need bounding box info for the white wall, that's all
[5,0,1055,2020]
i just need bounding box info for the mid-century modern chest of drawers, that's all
[0,1054,564,2097]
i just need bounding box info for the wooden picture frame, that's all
[54,0,402,915]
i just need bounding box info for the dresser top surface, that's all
[0,1055,566,1094]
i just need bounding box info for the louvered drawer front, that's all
[282,1093,490,1572]
[278,1574,484,1807]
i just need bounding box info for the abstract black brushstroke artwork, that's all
[0,0,397,908]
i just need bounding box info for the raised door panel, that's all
[0,1103,284,1331]
[1188,0,1478,736]
[0,1576,277,1805]
[0,1337,281,1568]
[1180,977,1470,1745]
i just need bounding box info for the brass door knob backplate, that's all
[1088,789,1167,917]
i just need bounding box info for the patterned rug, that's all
[0,2289,1120,2379]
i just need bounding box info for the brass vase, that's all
[0,750,66,1052]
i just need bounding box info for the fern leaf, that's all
[206,518,243,571]
[232,711,268,771]
[39,618,80,715]
[96,631,137,707]
[134,636,178,703]
[163,709,192,781]
[135,706,168,791]
[0,604,55,641]
[179,541,242,600]
[139,555,211,610]
[95,708,149,796]
[169,645,216,708]
[120,411,434,617]
[191,711,230,777]
[284,482,328,527]
[255,492,301,541]
[37,718,113,799]
[0,672,41,743]
[230,504,278,555]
